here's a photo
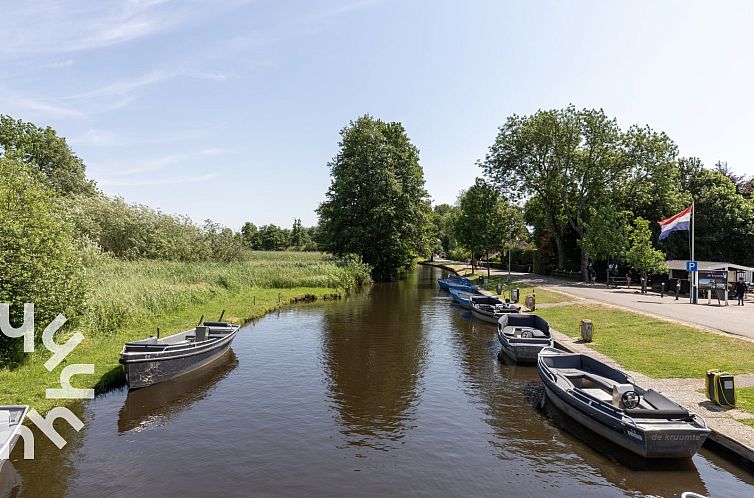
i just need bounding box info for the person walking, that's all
[589,267,597,285]
[734,277,748,306]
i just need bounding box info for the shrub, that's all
[0,159,85,358]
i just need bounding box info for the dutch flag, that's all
[658,205,692,240]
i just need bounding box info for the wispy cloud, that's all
[0,1,257,57]
[0,89,87,119]
[44,59,75,69]
[71,127,207,147]
[98,173,216,187]
[72,70,175,99]
[0,1,177,57]
[93,148,230,180]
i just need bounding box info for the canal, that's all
[8,266,754,497]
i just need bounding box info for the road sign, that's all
[687,260,698,272]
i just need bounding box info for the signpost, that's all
[687,260,698,304]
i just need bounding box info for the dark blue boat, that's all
[437,275,472,290]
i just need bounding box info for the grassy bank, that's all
[537,303,754,378]
[2,252,370,412]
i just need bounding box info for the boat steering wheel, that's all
[521,330,533,338]
[621,391,641,409]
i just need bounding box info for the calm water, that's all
[6,266,754,497]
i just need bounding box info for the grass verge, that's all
[536,304,754,378]
[736,388,754,418]
[1,252,370,412]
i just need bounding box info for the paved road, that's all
[433,260,754,341]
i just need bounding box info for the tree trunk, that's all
[471,251,475,274]
[486,252,490,278]
[581,249,589,283]
[543,206,566,268]
[553,233,567,269]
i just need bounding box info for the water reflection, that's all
[118,351,238,433]
[320,271,430,451]
[441,278,751,498]
[0,462,22,498]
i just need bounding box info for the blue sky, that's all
[2,0,752,229]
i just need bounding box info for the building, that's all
[666,260,754,294]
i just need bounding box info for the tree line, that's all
[316,109,754,283]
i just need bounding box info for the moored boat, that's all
[448,288,482,309]
[0,405,28,471]
[497,313,552,362]
[538,347,710,458]
[444,279,479,293]
[437,274,472,290]
[471,295,521,323]
[120,317,240,389]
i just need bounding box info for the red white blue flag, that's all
[658,205,692,240]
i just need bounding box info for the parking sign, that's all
[686,260,698,272]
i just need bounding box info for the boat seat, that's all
[558,369,622,391]
[504,327,547,338]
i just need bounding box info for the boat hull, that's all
[498,333,552,362]
[121,330,238,389]
[539,369,709,458]
[0,405,28,471]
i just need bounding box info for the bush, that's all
[0,159,85,358]
[62,194,249,263]
[447,247,471,262]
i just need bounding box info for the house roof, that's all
[665,260,754,272]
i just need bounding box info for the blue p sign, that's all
[686,261,698,272]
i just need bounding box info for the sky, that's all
[2,0,753,229]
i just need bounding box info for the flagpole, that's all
[691,202,696,304]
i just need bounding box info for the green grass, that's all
[736,388,754,418]
[0,252,370,412]
[536,304,754,378]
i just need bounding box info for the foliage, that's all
[0,159,85,358]
[0,115,95,196]
[81,252,371,336]
[481,106,677,277]
[256,224,290,251]
[431,203,459,257]
[447,246,471,262]
[317,115,433,280]
[580,205,629,262]
[624,217,667,275]
[62,194,255,262]
[454,179,506,261]
[666,158,754,265]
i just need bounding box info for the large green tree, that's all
[317,115,433,280]
[666,157,754,265]
[0,115,95,196]
[481,106,677,280]
[453,179,525,275]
